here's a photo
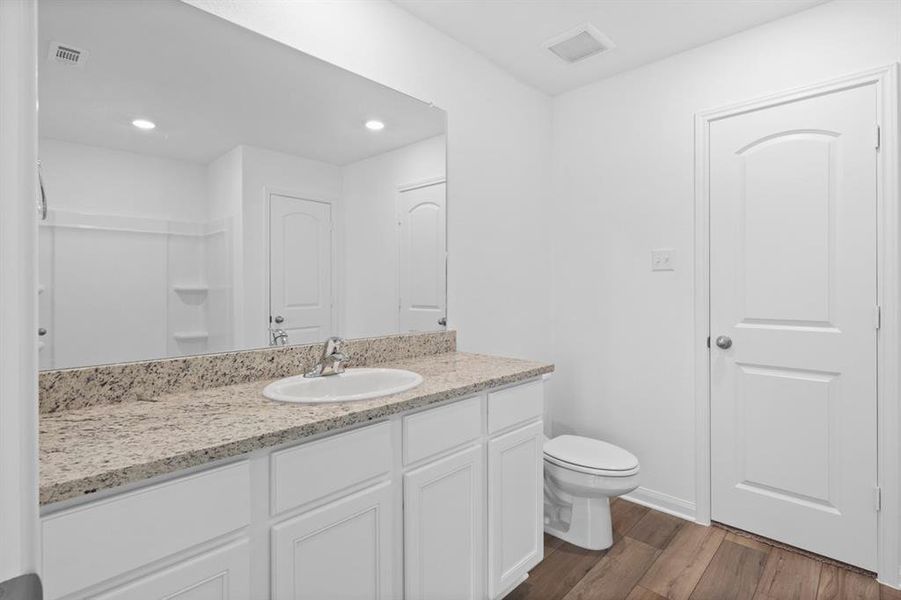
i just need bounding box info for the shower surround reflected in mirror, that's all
[38,0,447,370]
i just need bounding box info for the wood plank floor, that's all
[508,499,901,600]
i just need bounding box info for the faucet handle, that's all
[322,336,345,356]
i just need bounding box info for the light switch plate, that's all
[651,248,675,271]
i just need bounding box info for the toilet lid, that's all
[544,435,639,472]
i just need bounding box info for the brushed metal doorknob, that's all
[274,315,285,324]
[715,335,732,349]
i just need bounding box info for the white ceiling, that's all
[393,0,828,96]
[39,0,445,165]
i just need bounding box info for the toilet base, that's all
[545,495,613,551]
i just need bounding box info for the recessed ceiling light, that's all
[365,120,385,131]
[132,118,156,130]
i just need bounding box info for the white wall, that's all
[206,147,243,352]
[0,0,38,578]
[550,0,901,511]
[238,145,342,348]
[342,135,445,338]
[40,139,208,221]
[38,139,224,368]
[184,0,553,362]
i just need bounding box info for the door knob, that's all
[715,335,732,349]
[274,315,285,324]
[437,317,447,326]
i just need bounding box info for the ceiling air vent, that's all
[544,24,614,64]
[48,42,86,67]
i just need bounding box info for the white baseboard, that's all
[621,486,696,522]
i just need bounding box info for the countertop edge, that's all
[40,362,554,506]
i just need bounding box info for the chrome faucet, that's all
[304,336,348,378]
[270,328,289,346]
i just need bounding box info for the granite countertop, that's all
[40,352,554,506]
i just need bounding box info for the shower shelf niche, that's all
[172,285,209,294]
[172,331,209,342]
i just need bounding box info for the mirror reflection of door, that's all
[37,0,447,370]
[398,180,447,332]
[269,194,333,346]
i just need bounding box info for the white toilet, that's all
[543,435,640,551]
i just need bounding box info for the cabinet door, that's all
[404,445,484,600]
[271,483,393,600]
[488,421,544,599]
[94,540,250,600]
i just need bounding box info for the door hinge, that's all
[876,124,882,151]
[706,336,711,349]
[876,305,882,330]
[875,486,882,511]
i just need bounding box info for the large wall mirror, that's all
[38,0,447,370]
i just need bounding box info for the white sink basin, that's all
[263,368,423,404]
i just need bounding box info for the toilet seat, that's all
[544,435,639,477]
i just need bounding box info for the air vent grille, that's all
[48,42,86,66]
[544,24,614,64]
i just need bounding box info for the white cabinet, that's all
[488,421,545,599]
[94,540,250,600]
[41,379,545,600]
[42,462,251,600]
[404,445,484,600]
[271,482,394,600]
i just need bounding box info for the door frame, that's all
[395,176,447,333]
[0,0,40,577]
[265,188,340,343]
[693,64,900,584]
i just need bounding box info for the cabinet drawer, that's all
[487,380,543,434]
[94,539,250,600]
[42,461,251,600]
[403,396,482,465]
[271,421,391,515]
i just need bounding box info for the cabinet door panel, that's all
[404,445,484,600]
[42,461,251,600]
[272,483,393,600]
[488,421,543,599]
[94,540,250,600]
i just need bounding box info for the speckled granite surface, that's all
[40,351,553,506]
[39,330,456,414]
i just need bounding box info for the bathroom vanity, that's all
[38,346,552,600]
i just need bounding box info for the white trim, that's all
[622,487,696,522]
[40,209,219,237]
[875,63,900,590]
[693,64,900,585]
[0,0,39,577]
[396,176,446,193]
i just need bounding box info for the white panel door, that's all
[271,483,393,600]
[709,83,878,568]
[93,540,250,600]
[269,194,332,346]
[398,182,446,332]
[404,445,484,600]
[487,421,544,599]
